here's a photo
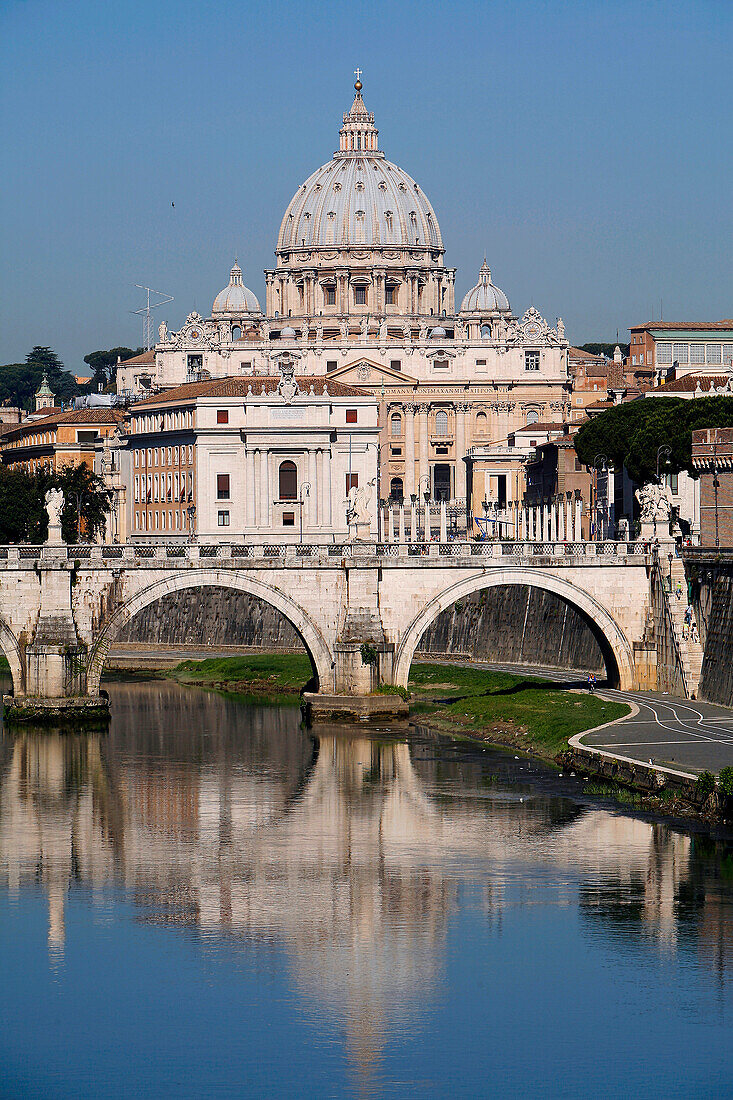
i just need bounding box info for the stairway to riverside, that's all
[665,557,704,698]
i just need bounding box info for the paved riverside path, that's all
[419,658,733,776]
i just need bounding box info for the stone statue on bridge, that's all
[44,488,65,544]
[636,481,673,539]
[347,484,372,541]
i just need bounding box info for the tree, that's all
[84,346,144,389]
[578,342,630,359]
[25,346,64,372]
[0,464,112,544]
[574,396,733,484]
[0,467,47,543]
[0,347,83,411]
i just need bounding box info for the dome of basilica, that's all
[212,261,261,317]
[277,83,443,254]
[460,260,510,313]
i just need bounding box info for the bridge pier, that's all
[4,557,108,723]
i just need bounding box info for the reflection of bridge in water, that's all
[2,683,728,1076]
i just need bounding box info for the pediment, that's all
[328,358,419,387]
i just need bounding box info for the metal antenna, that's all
[130,285,175,349]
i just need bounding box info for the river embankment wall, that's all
[117,584,605,675]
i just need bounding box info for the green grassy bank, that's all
[162,653,627,758]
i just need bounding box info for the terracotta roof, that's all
[653,374,732,393]
[515,421,568,433]
[120,350,155,366]
[2,407,124,442]
[568,346,606,362]
[131,375,370,408]
[629,321,733,332]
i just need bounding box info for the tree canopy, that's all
[0,464,112,543]
[0,347,86,411]
[578,342,630,358]
[84,346,144,388]
[574,395,733,484]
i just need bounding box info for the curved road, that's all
[452,660,733,776]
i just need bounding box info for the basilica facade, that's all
[117,79,570,519]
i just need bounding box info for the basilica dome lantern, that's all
[268,76,456,322]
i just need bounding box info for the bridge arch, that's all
[86,569,334,697]
[394,568,635,691]
[0,618,25,697]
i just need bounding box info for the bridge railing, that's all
[0,540,650,567]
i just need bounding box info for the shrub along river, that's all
[1,678,731,1098]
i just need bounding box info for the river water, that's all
[1,680,731,1098]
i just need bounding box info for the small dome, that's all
[430,326,447,338]
[460,260,510,313]
[212,261,261,317]
[280,325,297,338]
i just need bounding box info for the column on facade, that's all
[455,404,467,502]
[409,500,417,543]
[575,495,583,541]
[418,404,429,495]
[404,404,416,500]
[557,496,565,541]
[308,448,318,528]
[259,448,270,528]
[246,448,256,528]
[387,504,394,543]
[399,505,406,543]
[521,505,528,541]
[440,500,447,541]
[550,499,557,541]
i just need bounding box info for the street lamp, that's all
[418,473,430,502]
[297,482,310,543]
[656,445,672,483]
[593,454,607,541]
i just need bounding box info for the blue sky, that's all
[1,0,731,371]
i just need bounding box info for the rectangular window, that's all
[187,354,203,372]
[475,359,487,374]
[391,446,402,456]
[153,475,159,502]
[217,510,230,527]
[435,445,449,456]
[134,450,139,468]
[690,344,705,364]
[386,286,396,305]
[217,409,229,424]
[173,446,179,465]
[354,286,366,305]
[174,472,179,500]
[282,511,295,527]
[525,351,540,371]
[77,430,98,444]
[167,447,172,465]
[167,473,172,501]
[134,475,140,503]
[162,511,166,531]
[325,287,336,306]
[673,343,688,364]
[670,473,679,494]
[390,359,402,372]
[345,409,358,424]
[724,345,733,364]
[433,359,449,372]
[346,473,359,493]
[657,343,672,364]
[326,360,338,372]
[217,474,230,499]
[240,361,252,372]
[188,445,193,464]
[707,344,722,364]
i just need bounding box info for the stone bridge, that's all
[0,538,653,716]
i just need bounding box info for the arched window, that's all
[435,409,449,437]
[231,325,241,341]
[480,324,491,339]
[476,411,488,434]
[390,477,403,502]
[279,460,297,500]
[526,409,539,425]
[390,412,402,437]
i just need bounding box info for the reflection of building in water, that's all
[0,687,729,1076]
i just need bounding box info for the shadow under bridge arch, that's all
[393,568,635,691]
[86,570,334,697]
